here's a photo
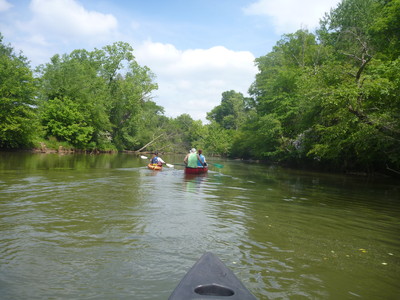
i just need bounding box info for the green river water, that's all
[0,152,399,299]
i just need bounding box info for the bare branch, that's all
[348,105,400,142]
[136,133,164,152]
[386,165,400,175]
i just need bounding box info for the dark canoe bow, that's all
[168,252,257,300]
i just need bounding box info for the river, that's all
[0,152,399,299]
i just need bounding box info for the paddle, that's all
[200,163,223,168]
[209,163,224,168]
[140,155,173,167]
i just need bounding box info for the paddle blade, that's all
[140,155,148,159]
[166,163,174,168]
[212,163,224,168]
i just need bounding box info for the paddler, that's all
[150,151,165,166]
[184,148,206,168]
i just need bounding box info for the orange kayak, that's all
[147,163,162,170]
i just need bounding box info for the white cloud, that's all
[0,0,12,12]
[135,41,258,122]
[2,0,259,123]
[244,0,340,34]
[28,0,118,39]
[8,0,120,67]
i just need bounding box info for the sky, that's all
[0,0,341,122]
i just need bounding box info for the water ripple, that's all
[1,155,399,299]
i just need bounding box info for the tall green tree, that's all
[172,114,205,150]
[110,60,158,150]
[206,90,248,130]
[0,34,37,149]
[133,100,170,152]
[41,97,94,149]
[234,0,400,173]
[38,50,110,149]
[313,0,400,171]
[246,29,325,160]
[203,122,233,156]
[231,113,283,159]
[37,42,158,150]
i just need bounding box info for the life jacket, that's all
[151,156,161,165]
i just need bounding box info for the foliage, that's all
[309,0,400,171]
[206,90,249,130]
[225,0,400,173]
[36,42,158,150]
[168,114,206,151]
[202,122,233,156]
[0,34,38,149]
[369,0,400,59]
[41,97,94,149]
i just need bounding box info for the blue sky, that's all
[0,0,341,122]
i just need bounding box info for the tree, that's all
[313,0,400,171]
[207,90,248,130]
[37,50,111,149]
[203,122,233,156]
[41,97,94,149]
[132,100,176,152]
[0,34,37,149]
[249,30,324,138]
[369,0,400,59]
[37,42,158,150]
[172,114,206,150]
[110,60,158,150]
[244,29,327,161]
[235,0,400,174]
[231,113,283,159]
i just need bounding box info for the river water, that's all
[0,152,399,299]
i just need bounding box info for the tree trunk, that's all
[136,133,164,152]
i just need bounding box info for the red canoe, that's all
[184,167,208,174]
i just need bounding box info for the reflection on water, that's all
[184,173,208,193]
[0,152,399,299]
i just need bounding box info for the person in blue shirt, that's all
[184,148,206,168]
[197,149,207,167]
[150,151,165,166]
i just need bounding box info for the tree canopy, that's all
[229,0,400,174]
[0,34,37,149]
[35,42,158,150]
